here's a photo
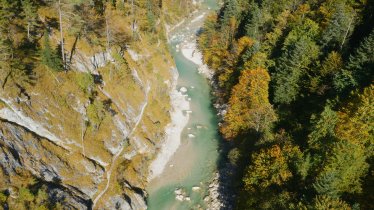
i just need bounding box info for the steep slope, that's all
[0,0,195,209]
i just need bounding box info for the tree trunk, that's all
[58,0,66,70]
[27,23,30,41]
[341,15,354,50]
[105,16,110,51]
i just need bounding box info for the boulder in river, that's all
[174,188,183,195]
[192,186,201,191]
[176,195,184,201]
[180,87,188,93]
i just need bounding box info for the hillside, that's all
[0,0,194,209]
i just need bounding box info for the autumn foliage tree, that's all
[221,68,276,139]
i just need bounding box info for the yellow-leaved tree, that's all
[221,68,277,139]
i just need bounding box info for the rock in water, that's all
[180,87,188,93]
[192,186,201,191]
[176,195,184,201]
[174,188,183,195]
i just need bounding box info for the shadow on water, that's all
[208,86,237,210]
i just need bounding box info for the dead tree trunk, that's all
[58,0,66,70]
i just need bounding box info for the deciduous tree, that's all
[221,68,276,139]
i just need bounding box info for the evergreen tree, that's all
[313,140,368,197]
[308,105,338,149]
[273,19,320,104]
[244,2,264,40]
[334,29,374,92]
[40,31,63,71]
[320,2,355,50]
[198,0,372,208]
[273,38,319,104]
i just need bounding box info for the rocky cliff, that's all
[0,0,194,209]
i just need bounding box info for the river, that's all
[147,1,221,209]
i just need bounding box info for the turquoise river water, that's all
[147,1,221,209]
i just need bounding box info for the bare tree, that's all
[58,0,66,70]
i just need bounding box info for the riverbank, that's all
[148,67,190,180]
[180,41,214,80]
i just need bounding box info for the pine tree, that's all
[244,2,264,40]
[0,34,13,88]
[273,19,320,104]
[308,105,338,149]
[321,2,355,50]
[334,29,374,92]
[40,31,63,71]
[273,37,319,104]
[313,140,369,197]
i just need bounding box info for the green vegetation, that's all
[198,0,373,209]
[40,30,64,72]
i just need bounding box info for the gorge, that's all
[0,0,373,209]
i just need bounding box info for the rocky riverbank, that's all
[148,67,191,181]
[180,34,237,210]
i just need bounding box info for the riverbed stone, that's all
[192,186,201,191]
[188,134,195,138]
[180,87,188,93]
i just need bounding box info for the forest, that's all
[0,0,191,92]
[198,0,373,209]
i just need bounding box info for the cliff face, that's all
[0,38,171,210]
[0,0,194,209]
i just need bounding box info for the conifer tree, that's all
[314,140,368,197]
[334,29,374,92]
[321,2,355,50]
[41,31,63,71]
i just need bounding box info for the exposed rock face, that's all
[0,0,196,208]
[0,39,176,209]
[0,120,97,208]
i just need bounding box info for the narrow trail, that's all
[92,84,151,209]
